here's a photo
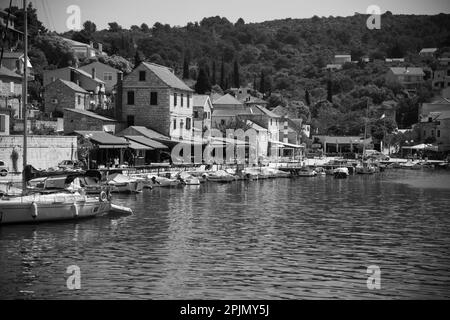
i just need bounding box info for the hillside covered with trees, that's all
[5,4,450,140]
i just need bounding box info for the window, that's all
[77,95,81,105]
[139,71,146,81]
[431,130,435,137]
[0,115,5,133]
[270,119,273,125]
[437,130,441,138]
[104,72,113,81]
[186,118,191,130]
[193,111,199,118]
[221,119,225,125]
[127,91,135,105]
[423,130,426,136]
[181,94,184,107]
[187,95,190,108]
[127,115,135,127]
[150,92,158,105]
[174,93,177,106]
[173,119,177,130]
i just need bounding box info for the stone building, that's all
[44,79,89,114]
[63,108,118,134]
[0,66,22,119]
[121,62,194,141]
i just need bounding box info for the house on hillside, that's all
[334,54,352,65]
[193,95,213,132]
[44,79,89,114]
[385,67,425,90]
[0,10,23,48]
[432,58,450,90]
[58,36,106,59]
[43,67,107,110]
[0,66,22,119]
[0,51,33,78]
[121,62,194,141]
[79,61,122,94]
[419,48,438,59]
[417,98,450,152]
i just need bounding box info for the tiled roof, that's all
[76,68,105,84]
[1,51,23,59]
[254,105,281,118]
[75,131,129,146]
[58,79,89,93]
[193,95,210,107]
[212,93,243,106]
[65,108,116,121]
[142,62,193,92]
[0,66,21,79]
[124,135,169,150]
[390,67,425,76]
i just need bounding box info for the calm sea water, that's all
[1,169,449,299]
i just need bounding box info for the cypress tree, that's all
[233,59,240,88]
[182,53,190,79]
[195,68,211,94]
[220,57,225,89]
[305,89,311,106]
[211,61,217,85]
[327,79,333,102]
[259,71,265,93]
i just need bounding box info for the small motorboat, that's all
[334,167,349,179]
[177,172,201,185]
[297,167,317,177]
[107,173,143,193]
[355,162,376,174]
[314,167,327,176]
[148,175,182,188]
[206,170,236,183]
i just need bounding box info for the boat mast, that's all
[22,0,28,192]
[363,98,369,158]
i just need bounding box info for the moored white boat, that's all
[333,167,349,179]
[107,173,143,193]
[0,192,111,225]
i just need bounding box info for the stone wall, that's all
[0,135,78,172]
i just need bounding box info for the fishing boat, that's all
[314,167,327,176]
[107,173,143,193]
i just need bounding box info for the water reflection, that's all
[0,170,449,299]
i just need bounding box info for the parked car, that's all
[0,160,8,176]
[58,160,84,170]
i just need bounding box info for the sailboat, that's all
[356,99,376,175]
[0,1,112,225]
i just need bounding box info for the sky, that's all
[2,0,450,32]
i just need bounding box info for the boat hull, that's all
[0,198,110,225]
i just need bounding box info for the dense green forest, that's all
[4,3,450,140]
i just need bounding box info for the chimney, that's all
[283,117,289,144]
[115,72,123,121]
[91,67,96,79]
[98,43,103,53]
[70,69,76,83]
